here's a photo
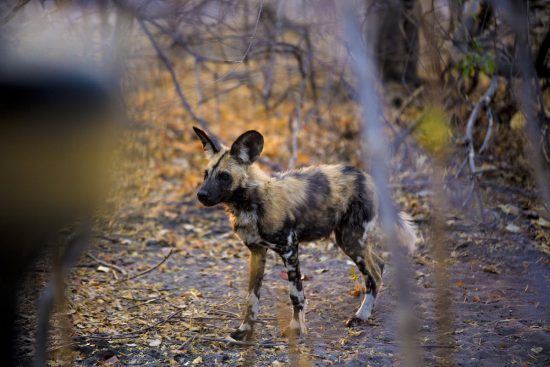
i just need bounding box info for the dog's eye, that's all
[204,170,208,179]
[218,171,231,182]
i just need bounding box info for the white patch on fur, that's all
[239,147,249,163]
[283,249,293,260]
[248,292,260,319]
[286,232,293,246]
[289,308,307,334]
[355,293,375,320]
[288,283,303,301]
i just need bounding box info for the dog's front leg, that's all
[230,244,267,341]
[280,233,307,337]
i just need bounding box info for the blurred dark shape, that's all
[365,0,420,85]
[0,64,118,366]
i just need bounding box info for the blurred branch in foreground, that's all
[491,0,550,216]
[343,7,421,367]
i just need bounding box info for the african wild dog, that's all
[192,127,420,341]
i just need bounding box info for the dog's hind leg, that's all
[335,215,384,327]
[230,244,267,341]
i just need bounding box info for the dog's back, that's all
[255,164,377,243]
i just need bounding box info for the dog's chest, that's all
[231,210,262,245]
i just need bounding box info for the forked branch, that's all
[138,19,209,129]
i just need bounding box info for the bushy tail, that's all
[396,211,421,255]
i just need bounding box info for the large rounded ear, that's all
[192,126,221,158]
[230,130,264,164]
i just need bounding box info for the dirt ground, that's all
[15,167,549,366]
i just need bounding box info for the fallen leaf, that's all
[97,265,111,273]
[349,283,363,297]
[505,223,521,233]
[104,355,119,365]
[536,217,550,228]
[482,264,500,274]
[192,356,203,365]
[531,346,543,354]
[149,338,162,347]
[498,204,520,216]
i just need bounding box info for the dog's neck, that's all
[224,164,268,213]
[246,164,270,186]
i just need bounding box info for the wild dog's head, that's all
[192,126,263,206]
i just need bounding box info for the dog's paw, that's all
[282,326,303,340]
[230,327,253,342]
[282,316,307,340]
[345,316,368,327]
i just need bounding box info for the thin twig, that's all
[209,0,265,83]
[86,253,127,276]
[479,107,494,153]
[119,247,174,283]
[392,117,423,153]
[126,296,165,310]
[192,335,284,348]
[395,85,424,122]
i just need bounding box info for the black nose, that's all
[197,190,208,202]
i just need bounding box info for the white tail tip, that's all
[397,211,422,254]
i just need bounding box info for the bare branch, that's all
[465,76,498,152]
[479,107,494,153]
[138,19,209,128]
[288,81,305,169]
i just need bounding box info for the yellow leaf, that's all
[510,111,526,130]
[192,356,203,365]
[414,106,451,156]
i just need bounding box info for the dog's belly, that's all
[233,212,333,248]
